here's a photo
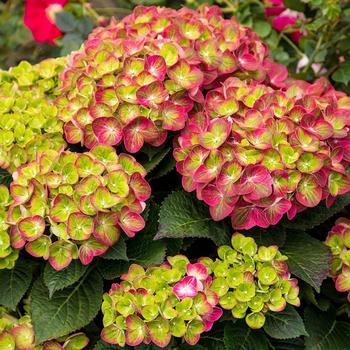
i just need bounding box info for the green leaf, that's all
[142,147,171,173]
[281,231,331,292]
[269,338,305,350]
[245,226,286,247]
[61,33,84,56]
[283,0,305,11]
[127,203,166,266]
[264,305,308,340]
[55,11,77,32]
[224,321,269,350]
[280,192,350,230]
[101,236,128,261]
[253,20,271,38]
[0,168,12,187]
[149,157,176,180]
[97,260,129,280]
[332,61,350,85]
[0,259,34,309]
[155,191,230,245]
[304,306,350,350]
[43,260,88,298]
[93,340,125,350]
[31,269,102,343]
[77,17,94,37]
[301,282,330,312]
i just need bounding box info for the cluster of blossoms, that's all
[0,58,66,173]
[101,233,299,347]
[201,233,300,329]
[56,5,288,153]
[174,76,350,229]
[325,218,350,302]
[0,185,18,269]
[101,258,223,347]
[6,145,150,270]
[0,307,89,349]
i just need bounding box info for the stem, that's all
[78,0,101,23]
[302,34,324,73]
[281,34,304,57]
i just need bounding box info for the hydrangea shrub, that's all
[0,185,18,269]
[0,59,66,173]
[6,146,150,270]
[0,307,89,350]
[56,5,288,153]
[325,218,350,302]
[100,233,299,347]
[174,76,350,229]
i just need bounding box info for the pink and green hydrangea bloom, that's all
[0,59,66,173]
[0,185,18,269]
[7,146,150,270]
[0,307,89,350]
[174,76,350,230]
[56,5,289,153]
[101,233,299,347]
[325,218,350,302]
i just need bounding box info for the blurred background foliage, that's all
[0,0,350,93]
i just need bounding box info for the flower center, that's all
[45,4,64,24]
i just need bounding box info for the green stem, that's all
[281,34,304,58]
[302,34,324,73]
[78,0,101,23]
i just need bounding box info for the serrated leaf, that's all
[301,282,330,312]
[101,236,128,261]
[280,192,350,230]
[61,33,84,56]
[149,156,176,180]
[128,203,166,266]
[155,191,230,245]
[0,168,12,187]
[264,306,307,340]
[304,306,350,350]
[31,269,102,343]
[224,321,269,350]
[97,260,129,280]
[281,231,331,292]
[143,147,171,173]
[77,17,94,36]
[253,20,271,38]
[43,260,88,298]
[55,11,77,32]
[0,259,34,309]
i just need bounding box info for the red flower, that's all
[271,10,304,42]
[24,0,68,45]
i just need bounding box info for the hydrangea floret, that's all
[7,145,150,270]
[0,307,89,350]
[0,185,18,269]
[202,233,300,329]
[100,233,299,347]
[325,218,350,302]
[174,76,350,229]
[101,258,222,348]
[0,58,66,173]
[56,5,288,153]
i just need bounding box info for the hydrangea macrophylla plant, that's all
[7,146,150,270]
[56,5,289,153]
[0,58,66,173]
[101,257,223,347]
[174,76,350,229]
[0,185,18,270]
[0,307,89,349]
[201,233,300,329]
[325,218,350,302]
